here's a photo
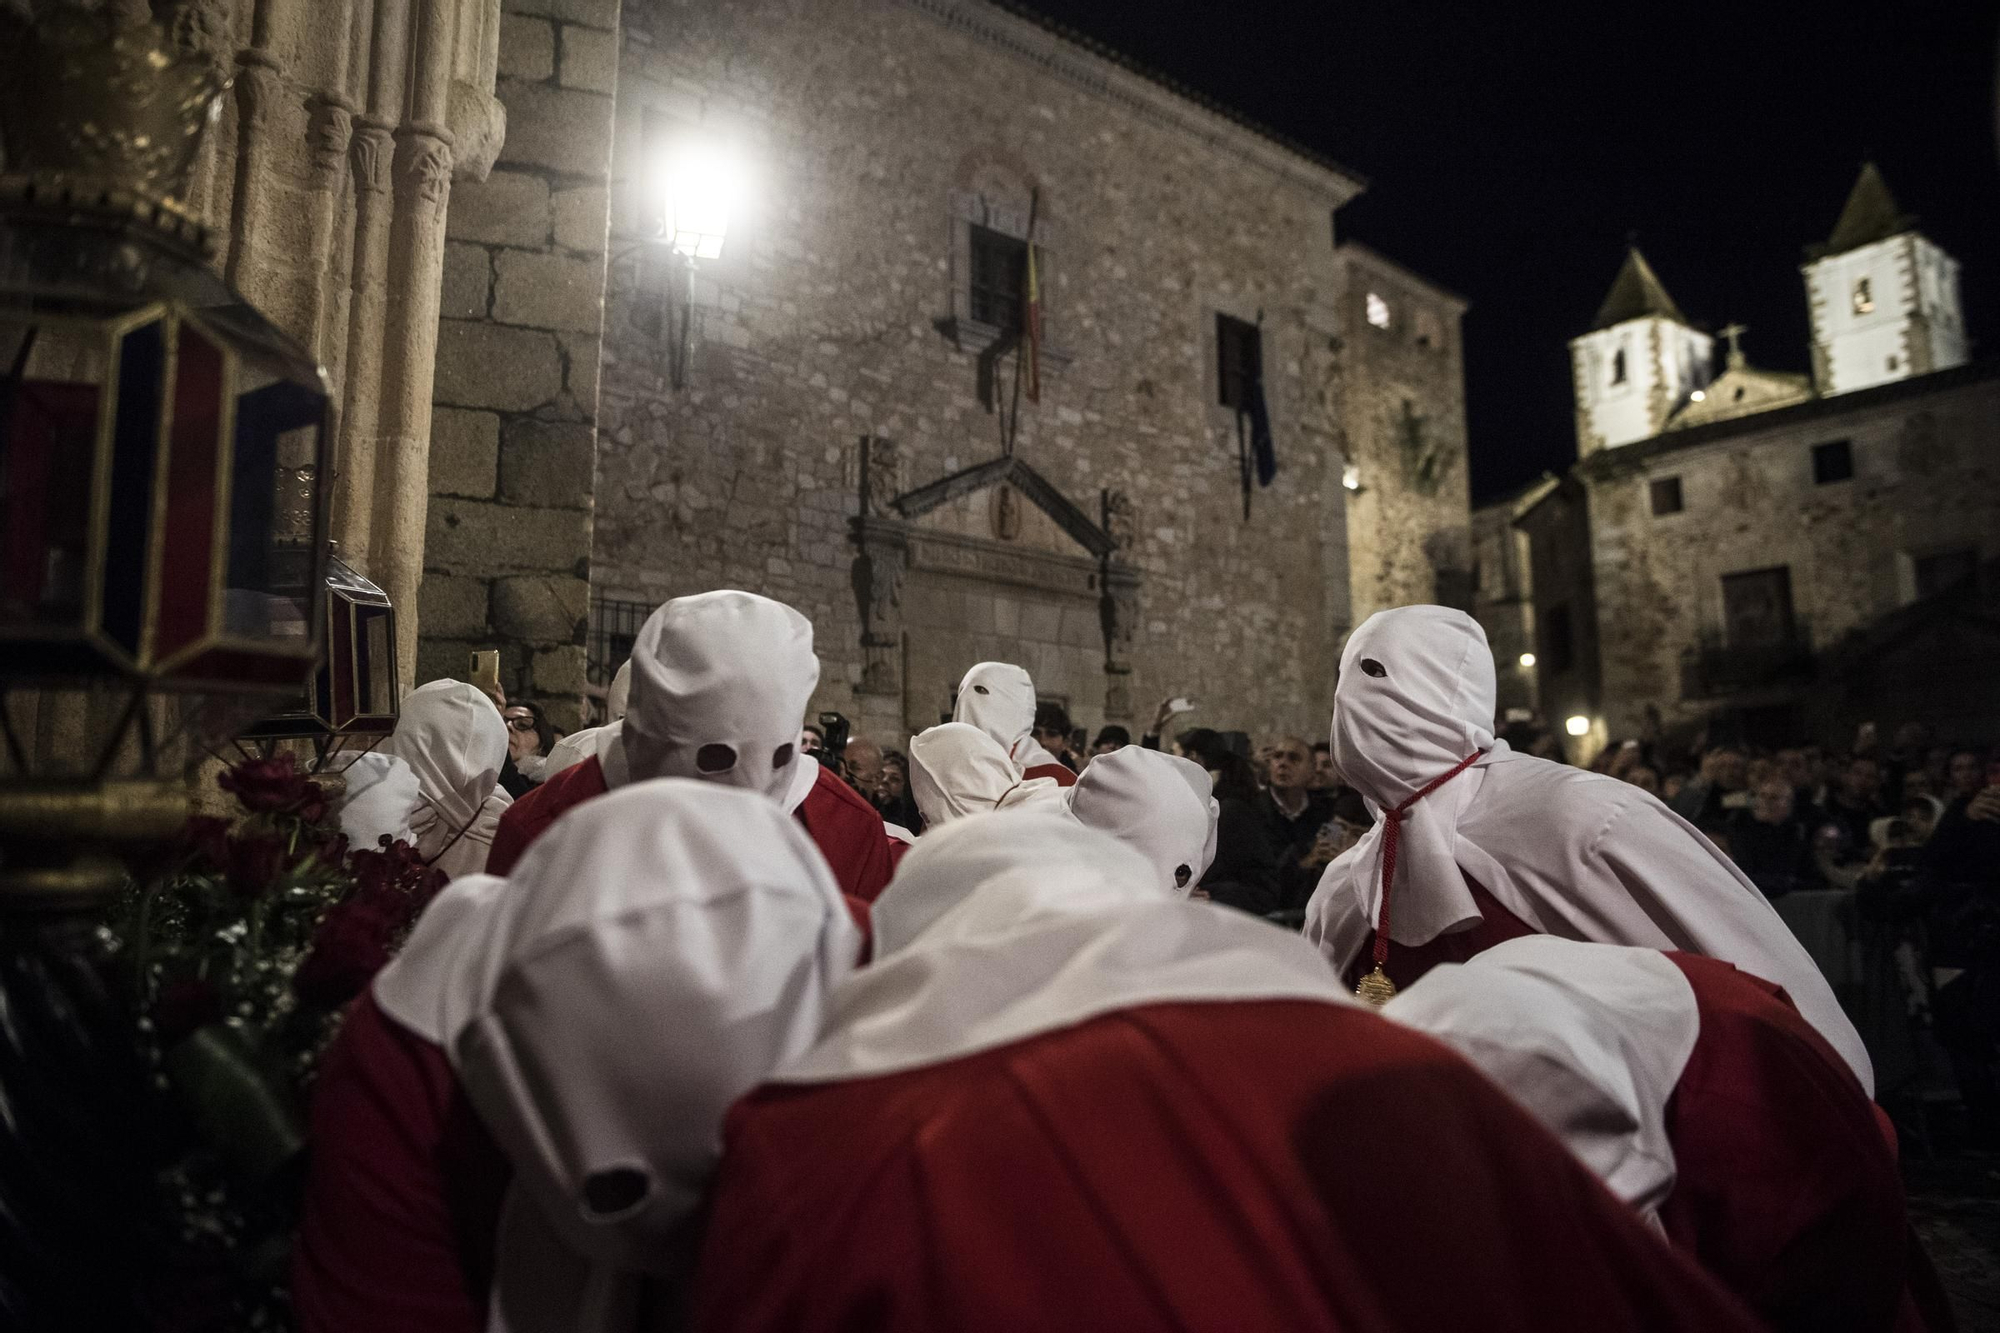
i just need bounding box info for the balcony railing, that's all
[1679,620,1814,699]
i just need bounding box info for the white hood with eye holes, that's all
[616,591,821,805]
[953,662,1036,765]
[1304,605,1873,1093]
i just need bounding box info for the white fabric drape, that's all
[1304,605,1871,1092]
[374,779,859,1332]
[779,810,1356,1083]
[908,722,1063,828]
[1383,936,1700,1221]
[376,679,512,879]
[952,661,1038,767]
[1064,745,1219,896]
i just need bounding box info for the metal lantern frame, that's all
[240,555,399,744]
[1,304,330,693]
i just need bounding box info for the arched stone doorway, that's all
[850,441,1140,744]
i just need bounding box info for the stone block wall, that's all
[1332,243,1474,626]
[1573,366,2000,738]
[421,0,622,730]
[589,0,1384,747]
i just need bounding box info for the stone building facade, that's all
[1518,168,1995,750]
[584,0,1470,746]
[1470,475,1554,721]
[418,0,624,728]
[1332,243,1474,623]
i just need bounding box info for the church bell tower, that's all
[1802,163,1967,396]
[1569,247,1713,454]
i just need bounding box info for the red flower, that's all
[294,898,401,1009]
[218,754,327,820]
[154,978,223,1047]
[223,833,287,900]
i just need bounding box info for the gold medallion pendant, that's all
[1355,965,1398,1007]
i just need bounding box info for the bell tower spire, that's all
[1568,247,1714,453]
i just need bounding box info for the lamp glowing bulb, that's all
[1564,714,1591,737]
[1341,463,1361,491]
[1689,389,1706,402]
[1518,652,1536,668]
[655,141,745,260]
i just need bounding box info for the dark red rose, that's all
[223,833,287,899]
[218,754,318,817]
[294,899,401,1009]
[154,978,223,1047]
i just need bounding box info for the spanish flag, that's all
[1023,234,1042,403]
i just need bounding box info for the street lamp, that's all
[644,140,744,389]
[1518,652,1537,668]
[1564,714,1592,737]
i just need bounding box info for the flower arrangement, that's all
[110,753,445,1328]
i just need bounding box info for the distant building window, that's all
[1721,566,1796,651]
[1610,347,1627,385]
[1541,603,1575,674]
[1215,313,1262,411]
[1886,355,1900,372]
[1649,476,1684,516]
[967,224,1026,331]
[1852,276,1873,314]
[1366,292,1391,329]
[1914,548,1978,600]
[588,596,651,692]
[1811,438,1854,485]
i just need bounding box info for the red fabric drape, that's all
[693,999,1762,1333]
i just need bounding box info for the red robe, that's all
[1339,874,1536,992]
[1659,953,1930,1333]
[486,757,898,902]
[1024,762,1077,788]
[691,999,1762,1333]
[292,994,507,1333]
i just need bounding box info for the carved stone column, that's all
[334,117,396,561]
[305,94,356,364]
[1099,489,1139,722]
[853,437,909,701]
[224,50,285,299]
[371,123,455,684]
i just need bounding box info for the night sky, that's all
[1025,1,2000,504]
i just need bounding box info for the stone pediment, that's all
[891,455,1116,562]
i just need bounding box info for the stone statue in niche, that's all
[990,483,1023,542]
[1102,489,1135,550]
[862,437,903,516]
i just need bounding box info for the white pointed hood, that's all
[952,661,1037,763]
[1384,936,1700,1221]
[908,722,1063,827]
[374,779,858,1330]
[1305,605,1872,1092]
[376,678,512,878]
[1065,746,1218,897]
[616,591,820,802]
[779,809,1354,1083]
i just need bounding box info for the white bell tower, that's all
[1569,247,1714,454]
[1803,163,1967,396]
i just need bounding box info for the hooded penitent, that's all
[614,591,821,803]
[1305,605,1872,1092]
[907,722,1064,828]
[373,779,859,1330]
[376,679,512,879]
[1064,746,1219,897]
[952,661,1065,773]
[1383,936,1699,1221]
[781,810,1352,1080]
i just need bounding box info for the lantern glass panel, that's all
[0,318,105,642]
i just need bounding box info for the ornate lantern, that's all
[0,10,331,847]
[242,555,399,745]
[0,11,332,1325]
